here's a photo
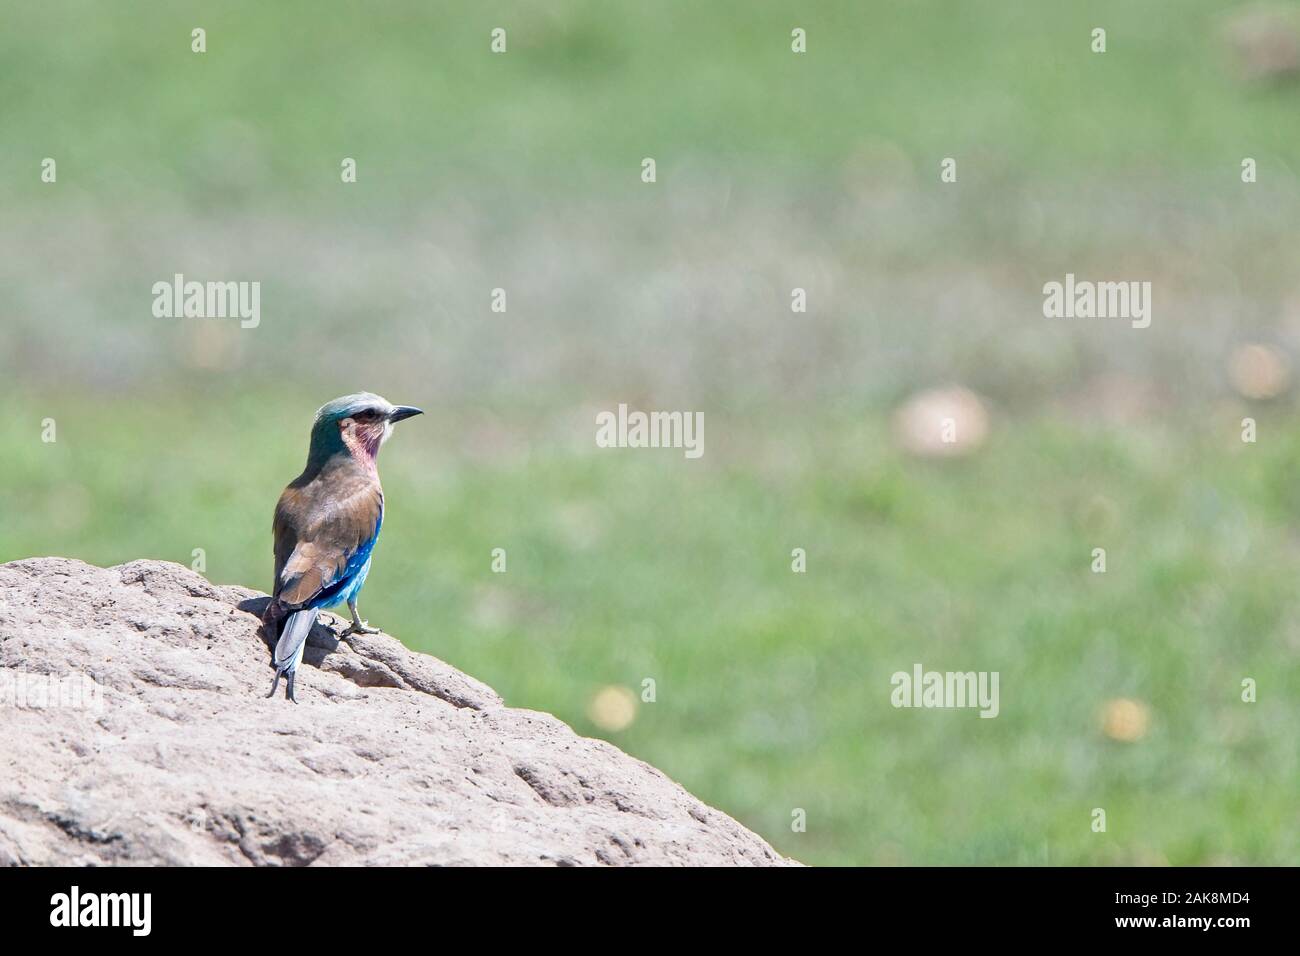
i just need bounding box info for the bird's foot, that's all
[266,668,296,702]
[339,620,380,637]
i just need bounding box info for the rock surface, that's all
[0,558,793,866]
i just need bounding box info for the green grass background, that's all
[2,1,1299,864]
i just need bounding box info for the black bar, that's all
[0,866,1280,940]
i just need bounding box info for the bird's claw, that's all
[339,620,380,637]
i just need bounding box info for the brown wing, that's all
[272,466,383,608]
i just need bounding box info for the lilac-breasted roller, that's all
[263,392,422,702]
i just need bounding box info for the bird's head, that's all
[307,392,423,467]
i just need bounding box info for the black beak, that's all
[389,405,423,423]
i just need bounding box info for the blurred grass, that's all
[2,0,1300,864]
[3,0,1300,207]
[3,394,1298,865]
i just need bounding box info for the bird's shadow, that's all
[238,596,344,667]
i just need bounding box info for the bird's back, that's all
[272,454,384,610]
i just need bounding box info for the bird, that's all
[262,392,423,702]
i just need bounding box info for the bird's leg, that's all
[339,597,380,636]
[285,669,298,704]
